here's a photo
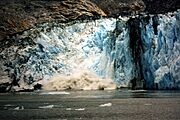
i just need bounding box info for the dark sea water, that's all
[0,90,180,120]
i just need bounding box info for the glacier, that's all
[140,12,180,89]
[0,10,179,91]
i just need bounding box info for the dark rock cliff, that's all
[1,0,179,41]
[0,0,106,41]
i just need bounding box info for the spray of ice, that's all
[43,70,117,90]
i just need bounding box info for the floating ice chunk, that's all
[99,103,112,107]
[130,90,147,93]
[144,104,152,106]
[66,108,72,111]
[4,104,15,107]
[13,106,24,110]
[40,91,70,95]
[75,108,85,111]
[14,107,20,110]
[39,105,54,109]
[74,95,112,99]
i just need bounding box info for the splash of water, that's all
[43,70,117,91]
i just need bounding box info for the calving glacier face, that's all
[37,19,117,79]
[113,20,135,86]
[34,18,135,88]
[0,10,179,91]
[141,11,180,89]
[0,18,126,90]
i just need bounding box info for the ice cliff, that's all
[0,10,179,91]
[140,12,180,89]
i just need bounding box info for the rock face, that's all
[90,0,145,16]
[143,0,180,14]
[90,0,180,17]
[1,0,179,41]
[0,0,106,41]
